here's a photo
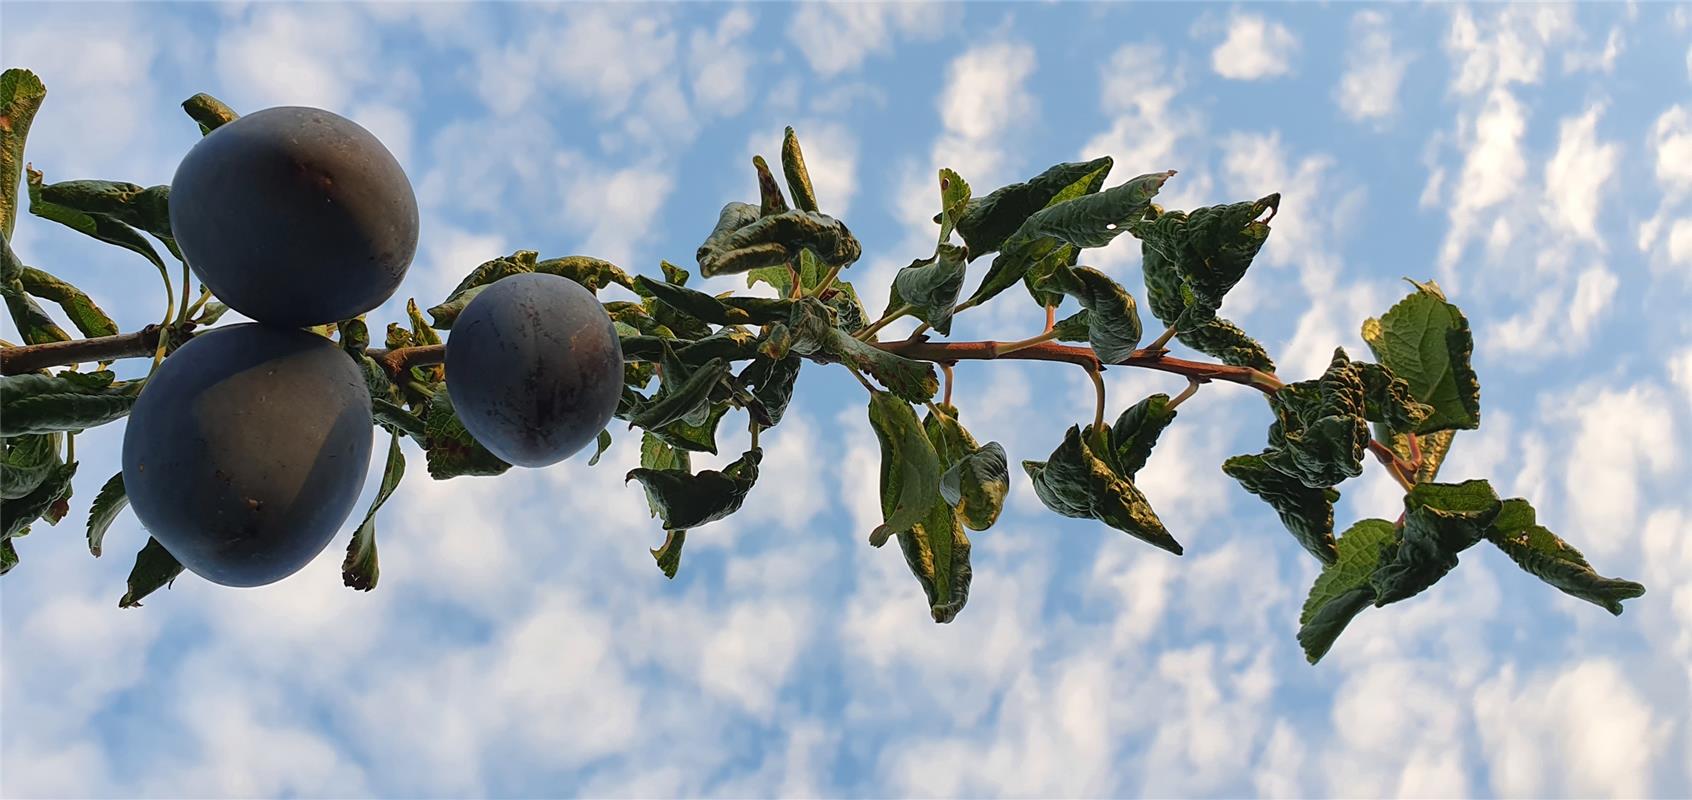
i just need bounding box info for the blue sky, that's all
[4,2,1692,797]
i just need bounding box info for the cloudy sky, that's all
[4,2,1692,797]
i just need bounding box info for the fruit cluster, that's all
[122,107,621,587]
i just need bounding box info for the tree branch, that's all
[0,326,165,375]
[874,337,1285,395]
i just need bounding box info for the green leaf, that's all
[924,404,1008,531]
[699,209,862,277]
[963,170,1170,311]
[1261,349,1368,489]
[867,390,944,547]
[425,284,488,329]
[1297,519,1395,664]
[648,403,730,454]
[781,127,820,213]
[192,299,230,326]
[628,353,731,431]
[738,354,801,428]
[37,180,175,248]
[1051,309,1091,342]
[588,429,613,466]
[343,431,405,591]
[2,69,47,240]
[2,433,61,500]
[0,370,142,437]
[181,92,239,135]
[534,255,636,294]
[1041,266,1143,362]
[823,279,867,332]
[85,470,127,557]
[1108,394,1179,477]
[951,157,1113,258]
[887,243,967,335]
[697,201,762,269]
[896,497,974,623]
[1,538,15,575]
[625,447,762,530]
[422,390,513,480]
[1175,317,1276,372]
[1023,424,1182,554]
[635,275,792,326]
[937,168,971,246]
[787,299,937,403]
[753,154,789,216]
[651,529,687,579]
[1361,280,1481,435]
[118,537,184,608]
[2,459,74,542]
[1131,194,1278,318]
[373,398,427,444]
[1014,170,1178,250]
[443,249,537,299]
[1357,362,1433,436]
[3,278,70,344]
[1371,479,1502,606]
[26,167,173,288]
[747,246,825,298]
[1222,452,1340,565]
[16,268,117,340]
[1484,498,1645,615]
[660,259,690,287]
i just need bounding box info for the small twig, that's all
[941,363,954,406]
[992,328,1061,357]
[1147,325,1177,352]
[1044,304,1056,333]
[1166,377,1202,411]
[855,304,912,342]
[749,421,761,450]
[905,321,932,342]
[812,262,843,298]
[844,364,876,393]
[1368,439,1417,492]
[1406,432,1423,474]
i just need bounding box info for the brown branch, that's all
[368,344,445,377]
[1,326,164,375]
[874,337,1285,395]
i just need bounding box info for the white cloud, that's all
[1488,264,1618,359]
[559,161,675,269]
[1562,26,1625,74]
[1444,5,1575,96]
[1542,104,1619,244]
[1554,382,1681,552]
[1474,661,1670,797]
[1649,105,1692,199]
[935,40,1039,179]
[785,2,953,76]
[687,7,758,118]
[1210,12,1299,80]
[1671,348,1692,414]
[1334,11,1414,124]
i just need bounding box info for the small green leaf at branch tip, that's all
[950,156,1114,258]
[18,267,119,340]
[1222,452,1339,565]
[886,243,966,335]
[1259,349,1369,489]
[1298,519,1395,663]
[25,167,174,310]
[182,92,239,135]
[1484,498,1645,615]
[2,68,48,241]
[120,537,184,607]
[652,530,687,579]
[937,168,972,246]
[1361,280,1480,435]
[587,429,614,466]
[344,432,405,591]
[3,459,75,545]
[2,433,61,501]
[781,127,820,213]
[1039,265,1143,362]
[753,154,789,216]
[85,471,128,557]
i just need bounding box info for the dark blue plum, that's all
[169,106,419,327]
[121,324,374,587]
[445,273,623,467]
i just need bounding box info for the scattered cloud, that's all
[1210,12,1299,80]
[785,3,953,77]
[1334,11,1414,125]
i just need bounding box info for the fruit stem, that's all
[1044,304,1056,333]
[1166,377,1202,411]
[812,262,843,299]
[1086,363,1106,433]
[749,421,761,450]
[176,260,192,328]
[941,363,954,406]
[1368,439,1417,492]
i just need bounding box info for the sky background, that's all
[4,2,1692,797]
